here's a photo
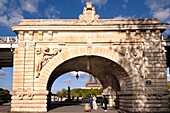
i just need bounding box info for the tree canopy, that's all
[56,88,102,98]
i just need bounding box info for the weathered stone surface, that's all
[10,2,169,113]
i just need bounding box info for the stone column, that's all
[11,32,49,112]
[102,86,117,107]
[142,31,169,112]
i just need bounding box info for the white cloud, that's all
[145,0,170,11]
[0,15,9,26]
[0,7,24,27]
[63,79,71,85]
[0,0,8,14]
[167,74,170,81]
[145,0,170,21]
[153,8,170,21]
[113,15,135,19]
[8,10,24,26]
[145,0,170,34]
[0,70,5,75]
[113,15,127,19]
[122,0,129,8]
[19,0,44,13]
[0,0,24,27]
[45,5,60,19]
[81,0,108,6]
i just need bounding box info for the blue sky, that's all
[0,0,170,93]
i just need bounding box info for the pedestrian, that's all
[89,95,93,110]
[84,103,91,112]
[103,95,109,112]
[92,94,98,110]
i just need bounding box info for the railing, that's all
[0,36,169,45]
[0,36,18,44]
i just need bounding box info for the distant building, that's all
[84,74,102,89]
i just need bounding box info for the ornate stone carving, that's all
[76,2,99,25]
[114,46,126,56]
[27,93,34,100]
[115,45,145,77]
[35,47,62,78]
[144,87,166,100]
[17,92,34,100]
[17,93,24,100]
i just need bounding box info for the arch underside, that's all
[47,55,129,93]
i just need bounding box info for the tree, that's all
[61,88,67,97]
[0,88,11,103]
[56,91,62,97]
[168,82,170,91]
[56,88,103,99]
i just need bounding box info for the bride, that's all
[92,95,98,110]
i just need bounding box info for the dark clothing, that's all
[89,96,93,109]
[103,96,109,110]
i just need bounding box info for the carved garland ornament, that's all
[35,47,62,78]
[17,93,34,100]
[144,87,165,100]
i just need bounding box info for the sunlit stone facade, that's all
[11,2,169,112]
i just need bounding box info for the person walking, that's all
[92,95,98,110]
[89,95,93,110]
[103,95,109,112]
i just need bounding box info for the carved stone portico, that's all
[11,2,169,113]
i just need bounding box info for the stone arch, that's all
[39,47,133,90]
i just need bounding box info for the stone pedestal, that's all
[117,91,169,113]
[10,90,48,112]
[102,86,116,107]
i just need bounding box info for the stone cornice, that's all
[11,1,169,33]
[17,18,162,26]
[12,23,169,32]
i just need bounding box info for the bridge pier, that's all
[10,90,48,112]
[10,2,169,113]
[118,91,169,113]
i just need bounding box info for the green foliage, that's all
[56,91,62,97]
[56,88,67,97]
[168,82,170,91]
[61,88,67,97]
[0,88,11,103]
[167,82,170,97]
[0,89,10,96]
[56,88,102,98]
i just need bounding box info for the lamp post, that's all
[10,43,13,52]
[76,71,79,79]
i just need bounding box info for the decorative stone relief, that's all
[144,30,165,52]
[35,47,62,78]
[17,93,24,100]
[115,45,145,78]
[115,45,145,77]
[76,2,99,25]
[114,46,126,56]
[145,87,165,100]
[17,92,34,100]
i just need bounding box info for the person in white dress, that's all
[92,95,98,110]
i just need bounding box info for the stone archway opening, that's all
[46,55,129,111]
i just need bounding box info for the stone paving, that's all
[0,103,118,113]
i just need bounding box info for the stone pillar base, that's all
[11,108,47,112]
[10,90,48,112]
[117,91,170,113]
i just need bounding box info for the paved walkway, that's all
[0,103,118,113]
